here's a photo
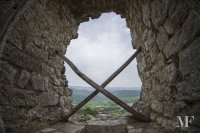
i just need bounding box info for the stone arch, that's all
[0,0,200,131]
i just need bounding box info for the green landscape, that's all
[71,86,141,118]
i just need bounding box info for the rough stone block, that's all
[178,11,200,46]
[0,84,36,106]
[66,87,73,96]
[6,20,26,50]
[41,63,55,76]
[159,63,177,84]
[16,70,30,88]
[42,93,59,106]
[0,106,29,127]
[0,60,17,85]
[179,37,200,76]
[149,44,159,63]
[156,52,166,68]
[164,2,188,36]
[35,123,85,133]
[163,18,175,36]
[23,5,36,22]
[190,104,200,127]
[151,101,163,114]
[142,3,151,28]
[24,42,48,63]
[50,75,64,86]
[164,11,200,59]
[177,79,200,101]
[85,124,127,133]
[143,30,156,51]
[137,56,146,74]
[150,112,158,121]
[132,101,151,118]
[156,27,169,51]
[149,65,158,75]
[163,104,175,118]
[150,0,168,29]
[48,55,64,70]
[59,96,72,107]
[31,72,48,91]
[145,56,152,71]
[2,44,42,73]
[0,115,5,133]
[52,86,64,95]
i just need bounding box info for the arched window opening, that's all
[65,12,142,121]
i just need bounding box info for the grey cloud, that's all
[65,12,141,87]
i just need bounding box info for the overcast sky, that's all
[65,12,141,87]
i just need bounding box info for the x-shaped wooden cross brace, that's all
[56,47,150,122]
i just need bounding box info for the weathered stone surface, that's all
[163,10,200,59]
[142,3,151,28]
[59,96,71,107]
[52,86,64,95]
[179,37,200,76]
[177,79,200,101]
[143,30,156,51]
[86,124,127,133]
[16,70,30,88]
[0,115,5,133]
[155,52,166,68]
[0,60,17,85]
[151,101,163,114]
[137,56,146,74]
[159,63,177,84]
[0,84,36,106]
[0,0,78,130]
[42,93,59,106]
[128,122,165,133]
[0,0,200,131]
[6,22,25,50]
[163,1,188,36]
[132,101,151,118]
[24,42,48,63]
[190,104,200,127]
[163,103,176,118]
[150,0,168,29]
[156,27,169,51]
[27,109,43,120]
[35,123,85,133]
[86,118,127,133]
[31,72,48,91]
[66,87,73,96]
[0,106,29,128]
[149,44,159,63]
[2,43,43,73]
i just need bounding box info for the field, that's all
[71,86,140,117]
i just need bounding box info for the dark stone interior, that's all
[0,0,200,132]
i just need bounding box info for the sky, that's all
[65,12,141,87]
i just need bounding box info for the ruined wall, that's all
[66,0,200,128]
[0,0,78,131]
[0,0,200,132]
[125,0,200,128]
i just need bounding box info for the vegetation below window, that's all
[70,86,140,122]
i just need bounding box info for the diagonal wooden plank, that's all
[60,48,142,120]
[56,48,150,122]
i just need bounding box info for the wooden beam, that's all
[61,48,142,120]
[56,48,150,122]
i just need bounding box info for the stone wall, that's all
[0,0,200,132]
[124,0,200,128]
[0,0,78,131]
[66,0,200,128]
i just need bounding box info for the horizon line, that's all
[69,85,141,88]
